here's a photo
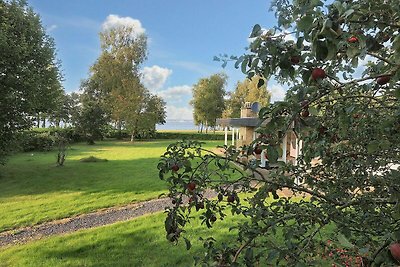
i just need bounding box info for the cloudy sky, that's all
[30,0,286,120]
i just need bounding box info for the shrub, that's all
[19,132,55,152]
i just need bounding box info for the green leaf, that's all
[183,237,191,250]
[343,9,354,18]
[297,15,313,31]
[367,141,380,153]
[337,233,354,249]
[267,146,279,163]
[250,24,262,38]
[257,78,265,88]
[393,202,400,220]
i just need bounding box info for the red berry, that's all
[389,243,400,262]
[254,146,262,155]
[301,109,310,118]
[187,182,196,191]
[348,36,358,43]
[382,34,390,42]
[290,55,301,65]
[376,75,391,85]
[312,68,326,80]
[171,165,179,172]
[227,195,235,203]
[210,215,217,222]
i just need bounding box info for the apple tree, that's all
[159,0,400,266]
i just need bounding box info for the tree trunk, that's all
[117,120,123,140]
[200,122,203,133]
[37,113,40,128]
[130,131,135,142]
[41,115,46,128]
[205,121,208,134]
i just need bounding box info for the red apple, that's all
[389,243,400,262]
[312,68,326,80]
[227,195,235,203]
[187,182,196,191]
[376,75,391,85]
[290,55,301,65]
[254,146,263,155]
[348,36,358,43]
[171,164,179,172]
[301,109,310,118]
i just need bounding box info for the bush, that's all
[19,128,84,152]
[19,132,55,152]
[154,132,230,141]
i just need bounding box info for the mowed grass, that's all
[0,140,223,232]
[0,211,244,267]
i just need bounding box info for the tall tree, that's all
[75,80,108,145]
[190,73,227,133]
[0,0,63,163]
[160,0,400,266]
[88,21,164,140]
[223,75,271,118]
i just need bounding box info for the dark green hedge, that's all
[18,128,230,152]
[154,132,230,140]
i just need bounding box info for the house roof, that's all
[216,117,261,127]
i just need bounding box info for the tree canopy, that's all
[0,0,63,163]
[159,0,400,266]
[190,73,227,132]
[223,75,271,118]
[82,21,166,141]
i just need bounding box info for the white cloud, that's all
[166,105,193,120]
[141,65,172,91]
[102,14,146,36]
[269,84,287,103]
[158,85,192,100]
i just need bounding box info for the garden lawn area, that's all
[0,211,243,267]
[0,140,223,232]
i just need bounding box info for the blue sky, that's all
[30,0,286,120]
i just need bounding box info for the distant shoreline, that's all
[156,120,197,131]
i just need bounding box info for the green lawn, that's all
[0,140,223,232]
[0,211,243,267]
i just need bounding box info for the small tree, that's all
[159,0,400,266]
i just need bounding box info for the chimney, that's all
[240,102,257,118]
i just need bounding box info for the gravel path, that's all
[0,190,218,248]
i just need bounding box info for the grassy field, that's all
[0,211,244,267]
[0,140,223,232]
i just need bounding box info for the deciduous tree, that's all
[0,0,63,163]
[190,73,227,133]
[159,0,400,266]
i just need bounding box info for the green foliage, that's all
[154,131,230,141]
[75,82,109,145]
[223,75,271,118]
[19,131,55,152]
[161,0,400,266]
[0,0,63,163]
[191,73,227,131]
[86,23,166,140]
